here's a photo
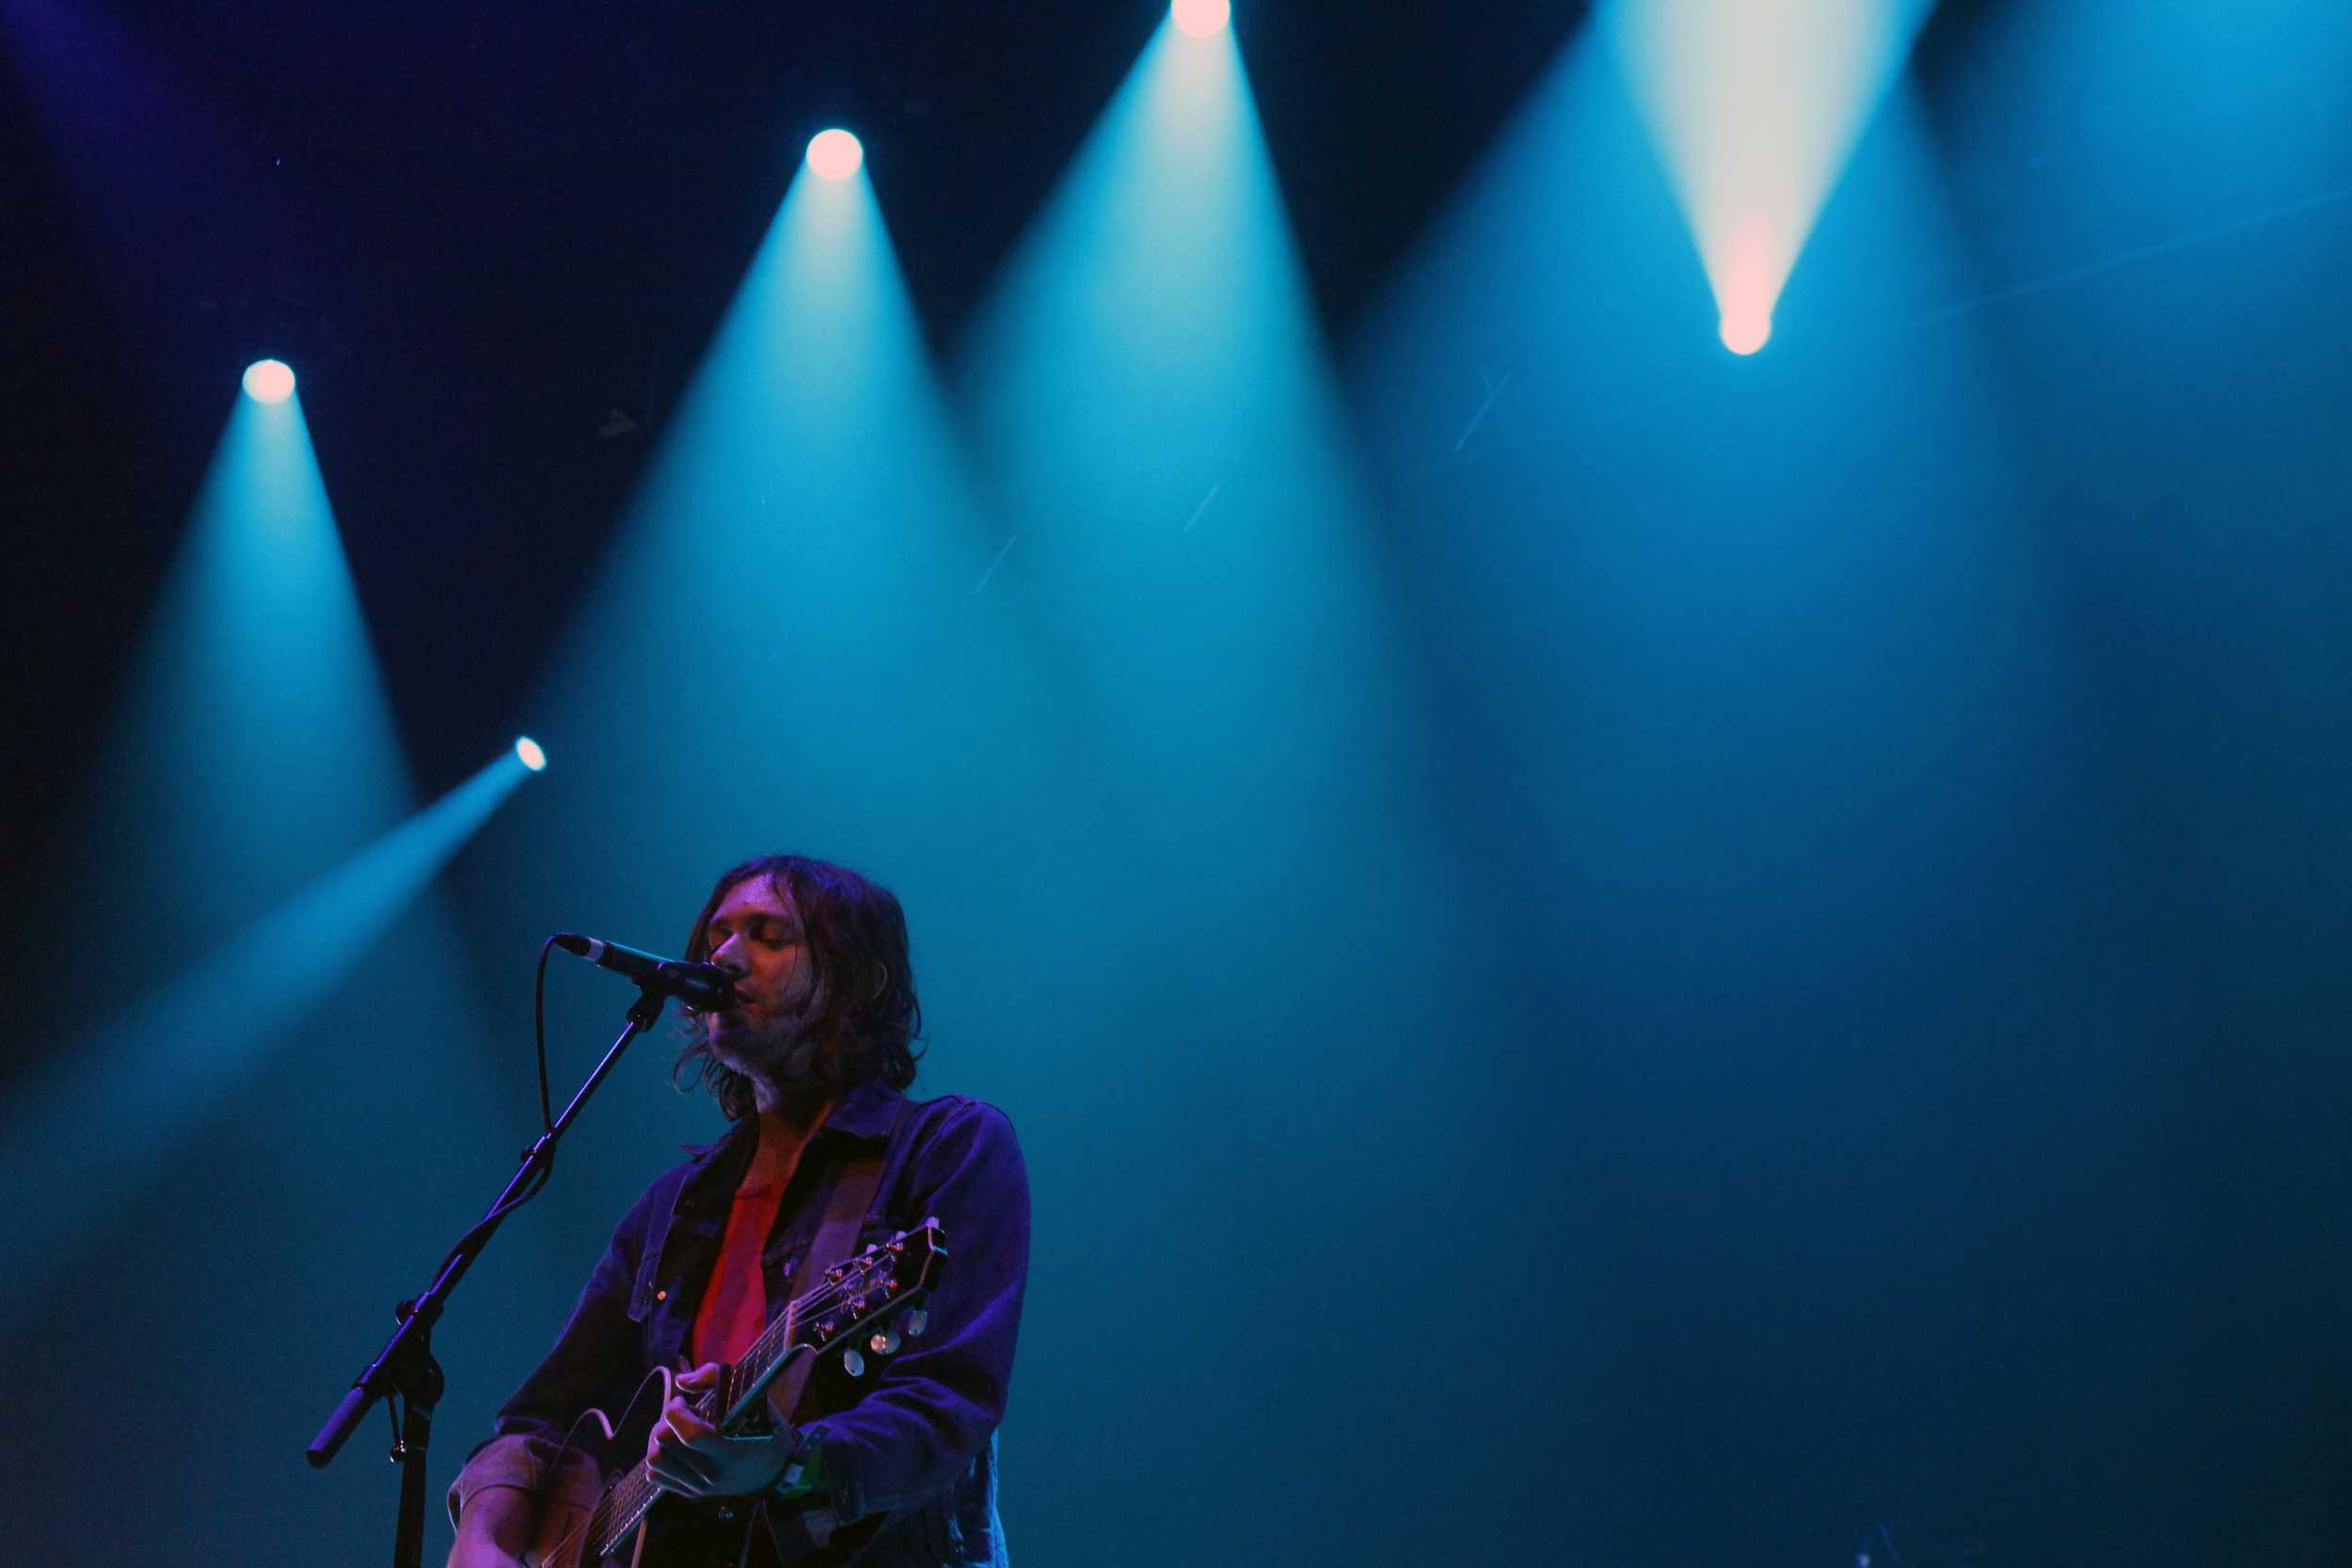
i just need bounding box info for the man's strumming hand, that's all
[645,1362,794,1500]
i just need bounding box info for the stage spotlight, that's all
[806,129,865,181]
[514,736,547,772]
[242,358,295,404]
[1720,309,1772,356]
[1613,0,1932,368]
[1171,0,1231,37]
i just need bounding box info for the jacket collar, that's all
[818,1079,903,1143]
[681,1078,903,1165]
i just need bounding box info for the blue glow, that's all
[241,357,294,403]
[1171,0,1231,37]
[497,107,989,922]
[1607,0,1934,345]
[0,752,530,1305]
[965,20,1314,481]
[515,736,547,771]
[960,14,1411,917]
[53,388,414,955]
[806,128,865,181]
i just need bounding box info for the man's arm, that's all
[447,1485,532,1568]
[795,1099,1030,1523]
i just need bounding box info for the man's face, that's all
[702,875,821,1087]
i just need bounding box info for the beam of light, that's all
[242,357,295,403]
[954,16,1438,1068]
[961,16,1388,647]
[806,128,865,181]
[483,123,1002,974]
[963,18,1341,543]
[48,388,415,968]
[515,736,548,771]
[1343,24,2079,1239]
[1344,21,1705,466]
[1606,0,1937,351]
[0,752,534,1308]
[1171,0,1231,38]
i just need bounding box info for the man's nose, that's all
[710,934,749,976]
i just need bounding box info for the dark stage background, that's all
[3,2,2348,1565]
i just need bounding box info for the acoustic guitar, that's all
[525,1219,947,1568]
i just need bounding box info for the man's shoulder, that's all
[874,1088,1027,1196]
[890,1086,1020,1146]
[827,1079,1017,1148]
[879,1087,1029,1226]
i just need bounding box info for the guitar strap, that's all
[764,1097,905,1425]
[747,1099,906,1567]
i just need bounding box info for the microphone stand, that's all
[307,984,672,1568]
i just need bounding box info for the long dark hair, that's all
[672,854,923,1120]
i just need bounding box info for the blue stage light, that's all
[806,129,865,181]
[242,358,295,404]
[515,736,547,772]
[1612,0,1931,357]
[1172,0,1231,37]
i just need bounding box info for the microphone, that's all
[552,933,738,1012]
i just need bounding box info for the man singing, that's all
[447,854,1029,1567]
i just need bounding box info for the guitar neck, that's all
[723,1285,815,1421]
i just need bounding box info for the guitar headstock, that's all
[715,1219,950,1429]
[803,1217,947,1361]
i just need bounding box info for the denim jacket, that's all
[447,1082,1028,1566]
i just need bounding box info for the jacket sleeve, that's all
[798,1100,1030,1524]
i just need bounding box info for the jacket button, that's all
[656,1289,668,1301]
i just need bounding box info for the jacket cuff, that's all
[770,1422,825,1498]
[762,1423,856,1550]
[809,1423,866,1529]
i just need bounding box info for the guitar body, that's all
[527,1486,760,1568]
[529,1481,886,1568]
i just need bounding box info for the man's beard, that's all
[706,1007,828,1101]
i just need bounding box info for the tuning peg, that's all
[868,1329,901,1355]
[898,1307,929,1338]
[842,1348,866,1377]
